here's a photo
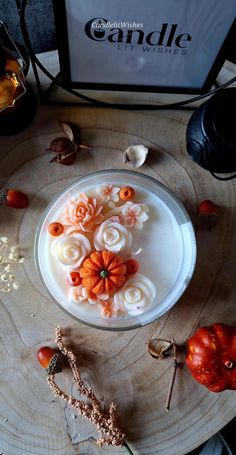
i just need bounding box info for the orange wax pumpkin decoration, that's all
[80,250,127,295]
[186,323,236,392]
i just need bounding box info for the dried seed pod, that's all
[46,137,76,155]
[46,137,76,165]
[60,121,91,152]
[46,122,90,165]
[147,338,173,359]
[123,145,148,169]
[60,121,81,145]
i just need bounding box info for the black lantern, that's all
[186,88,236,180]
[0,20,37,135]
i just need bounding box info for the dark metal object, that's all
[186,88,236,179]
[0,21,37,136]
[0,44,6,76]
[0,84,37,135]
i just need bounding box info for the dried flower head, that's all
[0,237,24,292]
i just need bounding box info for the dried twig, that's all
[165,339,179,411]
[47,326,126,447]
[123,440,134,454]
[147,337,180,412]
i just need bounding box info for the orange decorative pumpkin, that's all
[80,250,127,295]
[186,323,236,392]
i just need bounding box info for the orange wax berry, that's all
[125,259,140,275]
[6,189,28,209]
[67,271,82,287]
[37,346,57,369]
[48,222,64,236]
[120,186,135,201]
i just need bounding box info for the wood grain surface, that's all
[0,105,236,455]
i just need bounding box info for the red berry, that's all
[37,346,57,369]
[125,259,140,275]
[48,222,64,236]
[197,200,217,215]
[6,190,28,209]
[67,271,82,286]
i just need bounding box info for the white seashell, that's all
[123,144,148,169]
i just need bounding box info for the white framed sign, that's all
[53,0,236,94]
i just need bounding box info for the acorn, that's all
[196,200,218,230]
[0,188,29,209]
[37,346,64,374]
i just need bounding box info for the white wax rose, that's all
[114,273,156,316]
[94,217,132,253]
[50,233,91,270]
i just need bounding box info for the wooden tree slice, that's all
[0,106,235,455]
